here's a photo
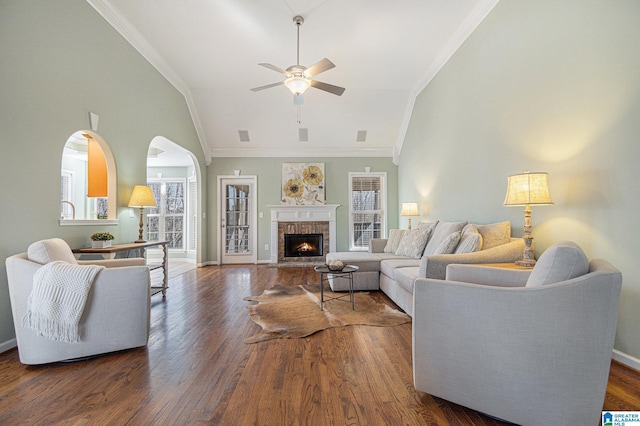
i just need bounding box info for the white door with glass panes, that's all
[220,176,257,264]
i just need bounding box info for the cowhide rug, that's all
[243,283,411,343]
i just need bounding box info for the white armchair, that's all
[412,241,622,426]
[6,238,151,364]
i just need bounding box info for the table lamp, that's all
[128,185,157,243]
[504,171,553,266]
[401,202,420,230]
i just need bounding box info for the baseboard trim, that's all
[0,338,17,355]
[613,349,640,372]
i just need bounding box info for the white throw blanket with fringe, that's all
[24,261,104,343]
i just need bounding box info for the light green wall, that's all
[399,1,640,358]
[207,157,398,262]
[0,1,206,345]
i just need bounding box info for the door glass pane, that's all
[225,184,250,254]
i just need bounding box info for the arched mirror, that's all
[60,130,117,224]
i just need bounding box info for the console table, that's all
[72,240,169,297]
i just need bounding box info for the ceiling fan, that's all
[250,15,345,102]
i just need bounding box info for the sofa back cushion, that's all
[423,221,467,256]
[27,238,78,265]
[395,227,432,258]
[476,221,511,250]
[433,231,462,255]
[454,224,483,254]
[526,241,589,287]
[384,229,407,254]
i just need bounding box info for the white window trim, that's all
[348,172,387,251]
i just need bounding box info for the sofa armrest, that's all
[419,238,525,279]
[369,238,388,253]
[445,264,530,287]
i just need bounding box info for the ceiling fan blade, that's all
[258,63,289,76]
[310,80,345,96]
[250,81,284,92]
[304,58,335,78]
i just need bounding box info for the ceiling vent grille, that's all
[356,130,367,142]
[238,130,250,142]
[298,128,309,142]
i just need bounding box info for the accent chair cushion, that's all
[476,221,511,250]
[454,224,483,254]
[526,241,589,287]
[384,229,407,254]
[27,238,78,265]
[395,227,432,258]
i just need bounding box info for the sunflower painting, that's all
[281,163,325,205]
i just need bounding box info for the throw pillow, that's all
[395,227,432,258]
[454,224,483,254]
[27,238,78,265]
[476,221,511,250]
[433,231,461,255]
[526,241,589,287]
[423,221,467,256]
[417,221,438,232]
[384,229,407,254]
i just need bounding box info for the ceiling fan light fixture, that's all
[284,75,311,95]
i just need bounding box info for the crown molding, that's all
[209,146,394,159]
[394,0,500,160]
[86,0,211,165]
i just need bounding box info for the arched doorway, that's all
[146,136,201,265]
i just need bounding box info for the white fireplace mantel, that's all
[268,204,340,264]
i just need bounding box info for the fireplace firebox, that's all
[284,234,324,257]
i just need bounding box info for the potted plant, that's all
[90,232,114,248]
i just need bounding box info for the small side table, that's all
[476,263,534,270]
[313,264,359,311]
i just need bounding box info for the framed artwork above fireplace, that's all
[281,162,325,205]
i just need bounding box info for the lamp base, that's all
[134,239,146,244]
[515,259,536,267]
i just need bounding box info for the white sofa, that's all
[5,238,151,364]
[412,241,622,425]
[326,220,524,316]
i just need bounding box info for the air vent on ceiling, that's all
[356,130,367,142]
[238,130,250,142]
[299,128,309,142]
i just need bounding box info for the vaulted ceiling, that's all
[88,0,498,164]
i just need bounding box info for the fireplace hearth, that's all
[284,234,323,257]
[268,204,339,264]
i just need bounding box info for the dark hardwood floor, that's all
[0,265,639,425]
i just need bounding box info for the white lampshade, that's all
[128,185,157,208]
[401,202,420,217]
[284,76,311,95]
[504,172,553,206]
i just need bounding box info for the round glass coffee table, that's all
[313,264,359,311]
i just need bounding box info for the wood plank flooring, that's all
[0,265,639,425]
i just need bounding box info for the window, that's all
[60,131,116,224]
[188,177,197,252]
[147,179,186,250]
[348,172,387,251]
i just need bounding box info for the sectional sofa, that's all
[325,220,524,316]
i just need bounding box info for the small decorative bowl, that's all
[326,263,344,271]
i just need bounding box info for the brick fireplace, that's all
[268,205,339,264]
